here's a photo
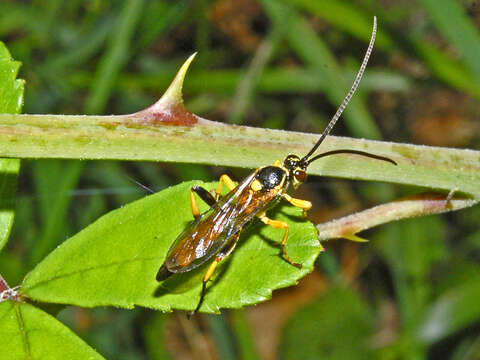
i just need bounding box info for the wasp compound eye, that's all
[256,166,284,189]
[294,169,307,183]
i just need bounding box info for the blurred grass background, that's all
[1,0,480,359]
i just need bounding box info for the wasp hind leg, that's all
[190,234,239,316]
[190,185,217,218]
[259,214,302,269]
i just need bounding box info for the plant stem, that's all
[0,113,479,199]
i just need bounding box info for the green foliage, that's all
[0,42,22,252]
[281,287,373,360]
[420,277,480,344]
[0,42,23,114]
[1,1,480,359]
[22,181,320,313]
[0,301,104,360]
[30,160,84,265]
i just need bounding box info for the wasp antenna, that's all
[306,149,397,166]
[125,175,155,194]
[302,16,377,162]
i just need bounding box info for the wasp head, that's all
[283,154,308,189]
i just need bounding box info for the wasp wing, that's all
[159,173,257,277]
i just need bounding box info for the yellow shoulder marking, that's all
[251,179,263,191]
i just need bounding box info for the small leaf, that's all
[0,41,24,114]
[0,301,104,359]
[281,286,374,360]
[0,41,23,252]
[22,181,321,313]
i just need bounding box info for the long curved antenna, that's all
[301,16,377,163]
[306,149,397,166]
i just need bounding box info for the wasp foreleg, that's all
[215,174,236,200]
[190,186,217,218]
[283,194,312,217]
[191,234,240,315]
[259,214,302,269]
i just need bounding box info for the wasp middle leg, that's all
[258,213,302,269]
[191,233,240,315]
[215,174,236,200]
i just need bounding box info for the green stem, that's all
[0,113,479,198]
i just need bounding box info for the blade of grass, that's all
[227,27,283,124]
[40,18,113,73]
[85,0,144,114]
[72,68,411,94]
[230,310,260,360]
[206,315,237,360]
[136,0,189,51]
[286,0,394,49]
[287,0,480,100]
[30,160,84,266]
[414,42,480,99]
[418,0,480,84]
[260,0,381,139]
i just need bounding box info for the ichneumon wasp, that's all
[156,16,396,314]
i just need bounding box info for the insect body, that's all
[156,17,395,313]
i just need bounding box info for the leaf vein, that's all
[24,256,159,292]
[14,303,32,360]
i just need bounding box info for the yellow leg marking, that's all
[283,194,311,216]
[216,174,236,199]
[283,194,312,210]
[190,188,200,218]
[203,258,220,282]
[273,159,281,166]
[259,214,302,268]
[192,258,220,314]
[203,234,239,283]
[193,236,239,314]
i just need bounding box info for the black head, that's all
[283,155,307,189]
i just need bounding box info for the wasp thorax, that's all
[256,166,285,190]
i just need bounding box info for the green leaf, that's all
[281,286,373,360]
[418,0,480,84]
[22,181,321,313]
[419,277,480,345]
[0,301,104,359]
[143,313,171,360]
[0,42,23,114]
[260,0,381,139]
[374,216,448,357]
[29,160,84,265]
[0,160,20,252]
[0,41,23,252]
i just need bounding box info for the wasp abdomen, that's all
[156,265,173,281]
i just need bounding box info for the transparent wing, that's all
[162,173,257,273]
